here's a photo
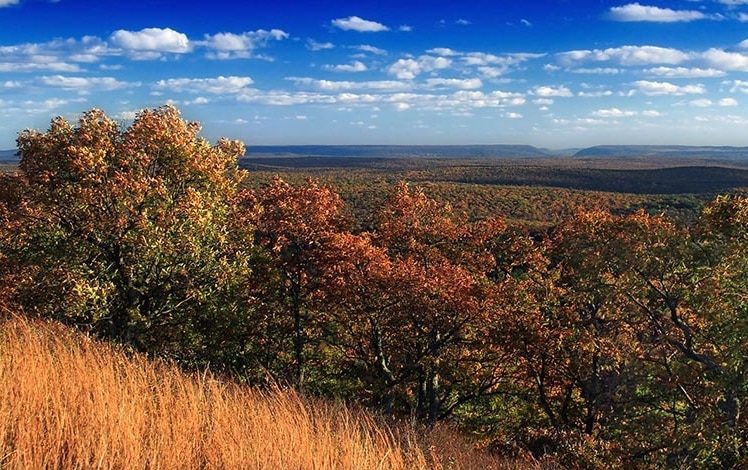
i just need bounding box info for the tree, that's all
[322,182,510,424]
[243,177,349,387]
[5,105,252,362]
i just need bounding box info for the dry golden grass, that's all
[0,314,552,469]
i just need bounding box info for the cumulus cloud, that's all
[0,61,81,73]
[154,76,254,94]
[531,85,573,97]
[331,16,389,32]
[109,28,190,54]
[702,48,748,71]
[646,66,726,78]
[425,78,483,89]
[0,37,113,72]
[608,3,707,22]
[201,29,288,59]
[689,99,713,107]
[632,80,706,95]
[387,56,452,79]
[39,75,135,92]
[719,97,739,106]
[557,45,691,66]
[725,79,748,93]
[578,90,614,97]
[592,108,637,117]
[641,110,663,117]
[354,44,386,55]
[325,61,368,72]
[307,40,334,51]
[289,77,412,92]
[571,67,620,74]
[427,47,460,57]
[0,0,19,7]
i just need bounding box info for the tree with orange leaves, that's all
[243,177,350,387]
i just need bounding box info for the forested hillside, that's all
[2,106,747,468]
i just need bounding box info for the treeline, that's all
[1,106,747,468]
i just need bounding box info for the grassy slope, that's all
[0,315,552,469]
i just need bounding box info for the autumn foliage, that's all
[2,106,748,468]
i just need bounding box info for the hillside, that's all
[0,149,17,162]
[574,145,748,159]
[0,315,543,469]
[245,144,551,158]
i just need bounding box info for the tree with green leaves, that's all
[4,106,252,364]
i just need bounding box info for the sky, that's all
[2,0,748,149]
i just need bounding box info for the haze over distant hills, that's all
[0,149,17,162]
[245,144,748,160]
[4,145,748,162]
[573,145,748,159]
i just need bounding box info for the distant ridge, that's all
[0,149,17,162]
[245,144,550,158]
[574,145,748,158]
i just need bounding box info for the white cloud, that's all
[531,85,573,97]
[39,75,135,92]
[201,29,288,58]
[0,0,19,6]
[740,13,748,22]
[331,16,389,32]
[505,112,523,118]
[641,110,663,117]
[399,25,412,32]
[592,108,637,118]
[325,61,368,72]
[290,77,411,92]
[387,55,452,79]
[702,48,748,71]
[0,61,80,72]
[109,28,190,54]
[646,66,726,78]
[557,45,691,66]
[463,51,544,66]
[154,76,254,94]
[113,110,139,120]
[578,90,614,97]
[521,19,532,27]
[307,40,334,51]
[608,3,707,22]
[719,97,739,106]
[425,78,483,89]
[354,44,386,55]
[689,99,713,107]
[186,97,210,105]
[571,67,620,74]
[726,79,748,93]
[456,19,471,25]
[427,47,460,57]
[632,80,706,95]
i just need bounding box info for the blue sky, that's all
[2,0,748,149]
